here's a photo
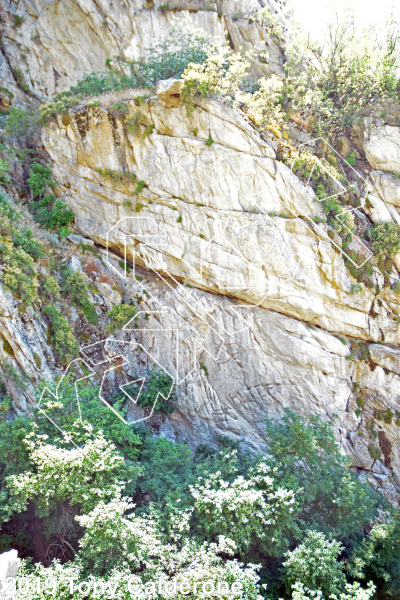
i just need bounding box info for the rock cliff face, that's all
[1,0,400,505]
[0,0,286,100]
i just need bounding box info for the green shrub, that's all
[0,242,39,304]
[205,137,214,146]
[0,196,39,303]
[283,531,347,597]
[28,167,74,233]
[265,409,381,539]
[110,102,127,115]
[2,339,14,357]
[12,228,43,261]
[285,12,400,140]
[134,180,145,195]
[347,516,400,597]
[4,107,39,138]
[143,123,155,137]
[346,152,356,166]
[36,26,208,123]
[191,459,298,558]
[43,304,79,365]
[368,222,400,259]
[125,110,150,133]
[0,160,10,185]
[27,163,54,197]
[12,15,23,28]
[98,168,137,185]
[138,436,192,501]
[135,365,176,415]
[63,270,98,325]
[12,68,29,92]
[107,303,137,332]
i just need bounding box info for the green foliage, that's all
[290,581,375,600]
[43,304,79,365]
[2,339,14,357]
[6,433,126,519]
[0,384,396,596]
[138,436,192,502]
[28,163,54,197]
[12,14,23,27]
[125,109,150,133]
[283,531,347,597]
[347,515,400,597]
[133,365,176,415]
[346,153,357,166]
[28,165,74,233]
[191,459,298,558]
[200,362,209,376]
[37,380,143,462]
[38,25,208,123]
[63,270,98,325]
[264,410,381,539]
[351,284,363,294]
[0,196,39,303]
[98,168,137,185]
[368,222,400,259]
[367,445,381,461]
[285,12,400,140]
[107,303,137,332]
[134,180,146,195]
[143,123,155,138]
[205,137,214,146]
[12,67,29,92]
[239,75,288,137]
[374,408,393,425]
[182,43,253,111]
[12,228,43,261]
[0,395,11,423]
[110,102,127,115]
[0,159,10,184]
[4,107,39,138]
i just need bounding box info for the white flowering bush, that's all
[5,433,128,517]
[190,460,299,557]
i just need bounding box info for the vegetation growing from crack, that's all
[27,164,74,236]
[37,23,208,123]
[0,194,41,303]
[61,270,98,326]
[43,304,79,365]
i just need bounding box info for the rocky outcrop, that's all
[363,124,400,175]
[0,0,286,101]
[0,283,54,415]
[41,93,400,344]
[369,344,400,375]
